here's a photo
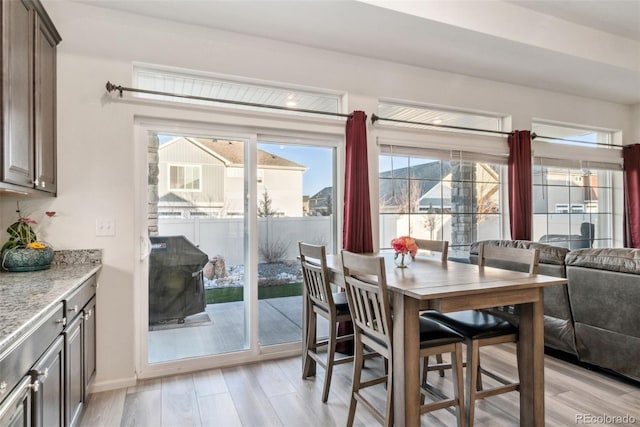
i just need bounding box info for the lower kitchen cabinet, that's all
[82,297,96,399]
[32,337,64,427]
[0,377,32,427]
[0,273,97,427]
[64,316,83,427]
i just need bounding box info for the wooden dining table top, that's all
[325,252,567,299]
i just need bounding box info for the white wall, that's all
[632,104,640,143]
[0,1,632,390]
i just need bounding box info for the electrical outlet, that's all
[95,218,116,237]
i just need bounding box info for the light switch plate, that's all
[96,218,116,236]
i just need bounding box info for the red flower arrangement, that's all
[391,235,418,256]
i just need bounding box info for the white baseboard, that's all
[89,375,138,393]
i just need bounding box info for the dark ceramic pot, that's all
[1,247,54,272]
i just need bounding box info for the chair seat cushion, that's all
[419,317,464,348]
[423,310,517,340]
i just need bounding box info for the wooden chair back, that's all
[341,250,392,357]
[414,239,449,262]
[299,242,334,313]
[478,243,540,275]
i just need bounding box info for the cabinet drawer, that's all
[0,302,64,406]
[65,276,96,321]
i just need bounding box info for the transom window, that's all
[532,122,613,147]
[134,64,342,118]
[169,164,201,191]
[378,101,503,135]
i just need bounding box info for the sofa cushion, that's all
[469,240,569,266]
[565,248,640,274]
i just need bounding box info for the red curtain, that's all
[623,144,640,248]
[507,130,532,240]
[343,111,373,253]
[338,111,371,355]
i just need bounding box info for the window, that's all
[533,166,617,249]
[531,121,620,249]
[134,64,342,118]
[378,101,503,135]
[169,164,201,191]
[379,154,504,257]
[532,122,612,147]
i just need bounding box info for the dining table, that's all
[318,253,567,427]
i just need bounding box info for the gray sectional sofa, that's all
[566,248,640,382]
[468,241,639,382]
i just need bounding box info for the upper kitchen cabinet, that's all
[1,0,60,196]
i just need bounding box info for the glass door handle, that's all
[140,235,152,261]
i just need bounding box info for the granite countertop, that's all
[0,255,102,356]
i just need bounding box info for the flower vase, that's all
[1,246,54,272]
[394,252,412,268]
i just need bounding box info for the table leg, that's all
[392,292,420,427]
[517,288,545,427]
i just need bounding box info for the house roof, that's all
[190,138,306,170]
[309,186,332,200]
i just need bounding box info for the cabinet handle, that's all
[68,305,79,313]
[35,368,49,380]
[56,317,67,326]
[0,381,6,394]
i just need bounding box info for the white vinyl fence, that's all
[158,216,333,265]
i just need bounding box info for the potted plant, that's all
[1,208,54,272]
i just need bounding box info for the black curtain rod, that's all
[371,113,513,136]
[105,81,353,119]
[530,132,621,149]
[372,114,623,149]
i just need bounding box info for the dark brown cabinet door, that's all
[34,11,57,194]
[1,0,35,187]
[64,316,83,427]
[0,377,32,427]
[32,336,64,427]
[83,298,96,399]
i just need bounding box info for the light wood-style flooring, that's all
[80,343,640,427]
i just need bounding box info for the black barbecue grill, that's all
[148,235,209,324]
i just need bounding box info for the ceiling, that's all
[75,0,640,105]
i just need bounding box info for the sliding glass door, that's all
[141,126,337,367]
[256,142,335,346]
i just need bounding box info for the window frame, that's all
[168,163,202,192]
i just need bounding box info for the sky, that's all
[258,143,332,196]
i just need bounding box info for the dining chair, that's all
[423,243,540,426]
[415,239,449,377]
[299,242,354,403]
[341,250,466,427]
[414,238,449,262]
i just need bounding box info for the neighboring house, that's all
[534,169,599,214]
[158,137,307,217]
[308,186,333,216]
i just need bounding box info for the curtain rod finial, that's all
[531,132,538,140]
[105,81,123,97]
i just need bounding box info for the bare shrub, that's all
[259,237,289,263]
